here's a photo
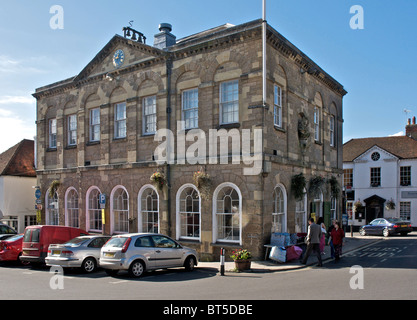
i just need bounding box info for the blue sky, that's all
[0,0,416,153]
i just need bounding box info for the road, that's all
[1,236,416,302]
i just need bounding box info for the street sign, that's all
[36,199,42,204]
[35,189,41,199]
[99,194,106,209]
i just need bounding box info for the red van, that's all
[20,225,88,264]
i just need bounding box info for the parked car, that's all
[0,223,18,240]
[45,235,111,273]
[100,233,198,277]
[359,218,413,237]
[0,234,28,265]
[20,225,89,264]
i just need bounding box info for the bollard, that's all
[220,248,225,276]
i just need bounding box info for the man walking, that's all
[301,218,323,267]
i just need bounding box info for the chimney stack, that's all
[406,116,417,140]
[153,23,176,50]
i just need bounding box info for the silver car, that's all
[100,233,198,277]
[45,235,111,273]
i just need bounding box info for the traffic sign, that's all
[99,194,106,209]
[35,189,41,199]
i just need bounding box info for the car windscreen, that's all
[103,237,129,248]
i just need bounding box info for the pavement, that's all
[196,232,386,274]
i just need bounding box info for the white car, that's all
[100,233,198,277]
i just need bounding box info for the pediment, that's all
[74,35,163,82]
[353,145,398,163]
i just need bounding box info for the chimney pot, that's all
[413,116,416,125]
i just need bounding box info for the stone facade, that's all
[33,19,346,261]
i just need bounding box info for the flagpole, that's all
[262,0,267,107]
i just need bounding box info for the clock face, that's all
[113,49,125,68]
[371,152,380,161]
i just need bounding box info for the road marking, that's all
[109,280,128,284]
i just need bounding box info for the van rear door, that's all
[22,228,41,258]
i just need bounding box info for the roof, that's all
[0,139,36,177]
[343,136,417,162]
[33,19,346,99]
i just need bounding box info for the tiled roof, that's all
[343,136,417,162]
[0,139,36,177]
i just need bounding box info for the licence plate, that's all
[52,250,61,255]
[401,225,408,228]
[104,252,115,257]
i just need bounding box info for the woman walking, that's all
[329,221,344,261]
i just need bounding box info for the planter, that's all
[234,259,251,271]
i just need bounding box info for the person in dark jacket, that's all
[301,218,323,267]
[329,221,344,261]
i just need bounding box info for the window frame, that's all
[314,107,320,141]
[181,88,199,130]
[86,187,103,233]
[219,80,239,125]
[330,115,335,147]
[49,118,57,149]
[274,85,283,128]
[400,166,411,186]
[111,186,129,234]
[65,187,79,228]
[370,167,381,187]
[142,95,157,135]
[89,108,100,142]
[272,184,287,233]
[114,102,126,139]
[212,182,242,245]
[138,185,160,233]
[176,184,201,241]
[67,114,77,146]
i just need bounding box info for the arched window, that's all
[86,186,102,232]
[272,184,287,233]
[46,190,59,225]
[65,187,79,227]
[176,184,200,240]
[111,186,129,234]
[138,185,159,233]
[213,182,242,244]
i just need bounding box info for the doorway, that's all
[364,195,385,224]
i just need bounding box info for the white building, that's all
[0,139,37,232]
[343,118,417,228]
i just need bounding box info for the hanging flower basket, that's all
[49,180,61,197]
[150,171,166,190]
[193,170,212,200]
[291,173,306,200]
[308,175,325,197]
[385,200,396,210]
[353,200,364,213]
[328,176,341,198]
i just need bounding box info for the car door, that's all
[376,219,389,235]
[367,219,380,235]
[151,235,184,268]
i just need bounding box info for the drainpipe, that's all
[166,55,173,236]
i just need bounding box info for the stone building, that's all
[33,19,346,260]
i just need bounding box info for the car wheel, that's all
[359,228,366,236]
[105,269,119,276]
[129,260,145,278]
[383,228,390,237]
[184,256,196,271]
[82,257,97,273]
